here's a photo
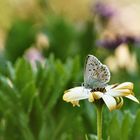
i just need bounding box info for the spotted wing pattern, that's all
[84,55,110,89]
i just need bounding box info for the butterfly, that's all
[84,55,110,89]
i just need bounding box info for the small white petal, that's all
[105,84,117,91]
[113,82,133,90]
[71,101,80,107]
[63,87,91,102]
[102,95,117,111]
[106,89,131,97]
[88,93,94,102]
[125,95,139,103]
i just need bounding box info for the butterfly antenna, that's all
[72,82,82,86]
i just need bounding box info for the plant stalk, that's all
[96,103,103,140]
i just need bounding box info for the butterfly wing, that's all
[84,55,110,88]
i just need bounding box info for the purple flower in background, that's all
[24,47,45,69]
[96,36,126,49]
[93,2,116,19]
[97,35,140,49]
[125,36,140,45]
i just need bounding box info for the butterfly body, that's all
[84,55,110,89]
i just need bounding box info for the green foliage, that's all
[0,14,140,140]
[129,110,140,140]
[0,56,139,140]
[121,111,134,140]
[78,21,97,61]
[45,17,78,61]
[5,19,36,62]
[0,55,85,140]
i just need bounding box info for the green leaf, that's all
[129,110,140,140]
[107,113,121,140]
[0,76,19,110]
[46,17,77,61]
[38,122,48,140]
[37,55,56,104]
[14,58,35,91]
[18,112,34,140]
[46,58,73,112]
[4,112,34,140]
[20,81,36,113]
[121,111,134,140]
[6,62,15,81]
[29,97,44,138]
[5,19,35,62]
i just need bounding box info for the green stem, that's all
[96,103,103,140]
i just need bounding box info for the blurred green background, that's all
[0,0,140,140]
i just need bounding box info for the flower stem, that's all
[96,102,103,140]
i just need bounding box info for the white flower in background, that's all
[63,55,139,111]
[105,44,138,73]
[63,82,139,111]
[36,33,49,50]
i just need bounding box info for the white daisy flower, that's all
[63,82,139,111]
[63,55,139,111]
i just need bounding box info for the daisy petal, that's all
[71,101,80,107]
[106,89,131,97]
[105,84,118,91]
[63,87,91,103]
[125,95,139,103]
[114,82,133,90]
[102,95,117,111]
[88,93,94,102]
[93,92,103,100]
[115,97,124,109]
